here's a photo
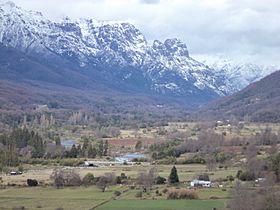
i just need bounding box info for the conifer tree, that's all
[169,166,179,184]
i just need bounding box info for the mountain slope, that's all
[196,55,278,91]
[0,1,235,106]
[202,70,280,122]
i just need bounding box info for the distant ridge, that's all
[202,70,280,122]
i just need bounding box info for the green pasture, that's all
[96,199,226,210]
[0,186,229,210]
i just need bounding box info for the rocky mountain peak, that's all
[152,38,189,57]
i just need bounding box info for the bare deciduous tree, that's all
[96,172,116,192]
[205,155,217,171]
[229,181,262,210]
[50,168,81,189]
[137,168,156,192]
[50,168,64,189]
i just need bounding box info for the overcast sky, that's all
[3,0,280,65]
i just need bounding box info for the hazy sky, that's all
[3,0,280,65]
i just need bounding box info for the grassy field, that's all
[0,186,117,210]
[1,164,237,186]
[0,186,228,210]
[96,200,226,210]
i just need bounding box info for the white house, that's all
[190,179,211,187]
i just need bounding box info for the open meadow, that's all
[0,185,229,210]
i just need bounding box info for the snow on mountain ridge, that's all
[0,1,239,99]
[195,54,278,90]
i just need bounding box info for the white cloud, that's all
[3,0,280,65]
[140,0,161,4]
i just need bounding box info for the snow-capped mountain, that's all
[0,1,237,104]
[195,55,278,91]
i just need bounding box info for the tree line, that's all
[0,128,109,170]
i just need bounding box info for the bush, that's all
[12,206,26,210]
[209,196,220,199]
[227,175,235,182]
[50,168,82,188]
[197,173,210,181]
[167,189,198,200]
[96,173,116,192]
[18,165,24,173]
[238,171,255,181]
[116,176,122,184]
[135,191,143,198]
[182,155,206,164]
[120,173,127,179]
[27,179,38,187]
[114,191,121,196]
[155,176,166,184]
[82,173,95,186]
[162,188,168,194]
[129,185,136,190]
[236,170,243,179]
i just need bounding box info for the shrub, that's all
[114,191,121,196]
[63,170,81,186]
[209,196,220,199]
[167,189,198,200]
[50,168,81,188]
[166,189,178,199]
[227,175,235,182]
[162,188,168,194]
[198,173,210,181]
[238,171,255,181]
[27,179,38,187]
[155,176,166,184]
[135,191,143,198]
[96,173,116,192]
[18,165,24,173]
[182,155,206,164]
[116,176,122,184]
[120,173,127,179]
[12,206,26,210]
[82,173,95,186]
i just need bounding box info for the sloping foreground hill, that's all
[201,70,280,122]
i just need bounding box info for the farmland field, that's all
[0,187,116,210]
[0,186,228,210]
[96,200,226,210]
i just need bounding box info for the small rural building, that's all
[10,171,22,176]
[190,179,211,187]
